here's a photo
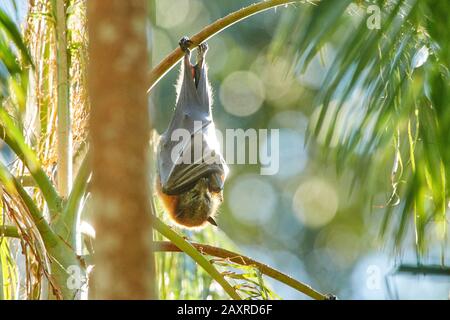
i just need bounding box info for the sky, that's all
[0,0,28,26]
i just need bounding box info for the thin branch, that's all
[154,240,329,300]
[147,0,299,92]
[152,217,242,300]
[0,225,20,238]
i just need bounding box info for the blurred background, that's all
[149,0,450,299]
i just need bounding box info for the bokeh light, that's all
[319,225,361,268]
[269,110,308,132]
[251,55,304,109]
[227,174,277,225]
[219,71,265,117]
[155,0,190,29]
[292,177,338,228]
[253,56,292,101]
[260,128,307,179]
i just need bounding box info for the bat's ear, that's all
[207,216,218,227]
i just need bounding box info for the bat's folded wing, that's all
[158,122,228,195]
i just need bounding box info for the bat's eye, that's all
[208,173,224,193]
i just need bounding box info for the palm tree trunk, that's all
[87,0,155,299]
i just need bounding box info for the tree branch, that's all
[147,0,299,92]
[154,240,330,300]
[152,217,242,300]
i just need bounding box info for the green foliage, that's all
[0,4,30,111]
[273,0,450,257]
[0,199,18,300]
[0,2,83,299]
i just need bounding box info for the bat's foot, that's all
[196,42,208,67]
[198,42,208,55]
[179,36,192,53]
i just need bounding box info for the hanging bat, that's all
[156,37,229,229]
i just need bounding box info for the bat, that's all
[156,37,229,229]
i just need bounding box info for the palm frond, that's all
[273,0,450,257]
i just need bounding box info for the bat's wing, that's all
[159,123,228,195]
[158,51,228,195]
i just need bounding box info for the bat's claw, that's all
[179,36,193,53]
[196,42,208,66]
[198,42,208,55]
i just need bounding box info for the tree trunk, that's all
[87,0,155,299]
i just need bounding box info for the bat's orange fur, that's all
[156,176,222,229]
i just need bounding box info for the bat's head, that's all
[156,175,223,229]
